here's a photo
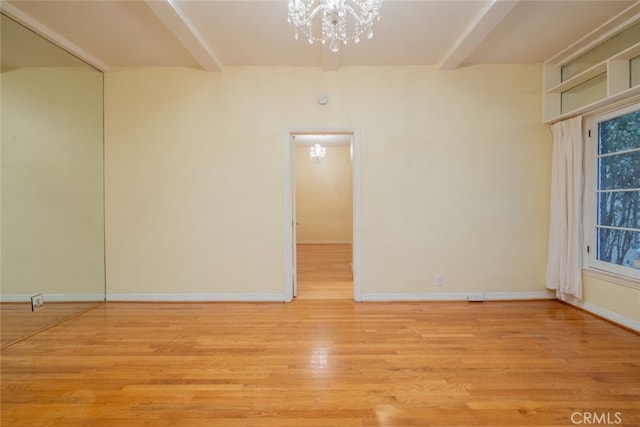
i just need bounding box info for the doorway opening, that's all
[284,129,361,302]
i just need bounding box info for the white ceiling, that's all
[1,0,637,72]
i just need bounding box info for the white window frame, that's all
[584,102,640,286]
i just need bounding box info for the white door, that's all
[292,188,298,297]
[291,135,298,298]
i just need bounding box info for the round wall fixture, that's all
[316,92,329,105]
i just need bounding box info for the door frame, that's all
[283,128,362,302]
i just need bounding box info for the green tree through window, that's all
[597,109,640,270]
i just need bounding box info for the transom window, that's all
[585,104,640,281]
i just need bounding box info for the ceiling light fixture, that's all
[287,0,383,53]
[310,143,327,162]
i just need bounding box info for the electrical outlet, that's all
[435,274,444,287]
[31,293,44,311]
[467,293,484,302]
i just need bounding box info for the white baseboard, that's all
[361,292,638,332]
[0,294,105,303]
[5,291,635,331]
[296,241,352,245]
[558,296,640,332]
[361,291,556,302]
[1,295,33,303]
[106,293,286,302]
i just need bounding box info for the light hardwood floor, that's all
[296,244,353,300]
[1,302,104,348]
[1,300,639,426]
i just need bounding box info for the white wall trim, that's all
[106,293,285,302]
[0,294,105,303]
[583,267,640,291]
[361,291,556,302]
[284,131,294,302]
[352,129,362,302]
[297,240,352,245]
[558,295,640,332]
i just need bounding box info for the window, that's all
[585,103,640,281]
[561,21,640,82]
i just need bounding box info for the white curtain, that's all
[546,115,583,300]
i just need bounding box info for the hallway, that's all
[296,244,352,300]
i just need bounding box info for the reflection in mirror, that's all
[632,55,640,88]
[1,14,105,347]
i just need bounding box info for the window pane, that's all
[597,228,640,270]
[598,109,640,155]
[561,21,640,81]
[592,103,640,278]
[598,151,640,190]
[561,73,606,114]
[598,191,640,229]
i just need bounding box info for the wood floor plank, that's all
[296,244,353,300]
[0,302,103,347]
[1,300,639,426]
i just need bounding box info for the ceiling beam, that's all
[145,0,223,72]
[1,2,110,72]
[438,0,519,70]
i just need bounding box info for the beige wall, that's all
[1,67,104,298]
[582,274,640,324]
[104,65,552,299]
[295,144,352,243]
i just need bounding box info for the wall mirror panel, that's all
[1,13,105,347]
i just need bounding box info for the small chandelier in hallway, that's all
[309,143,327,162]
[287,0,383,52]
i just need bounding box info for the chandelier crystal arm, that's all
[343,3,377,25]
[288,1,325,27]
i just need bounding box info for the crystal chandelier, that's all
[287,0,383,52]
[309,144,327,162]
